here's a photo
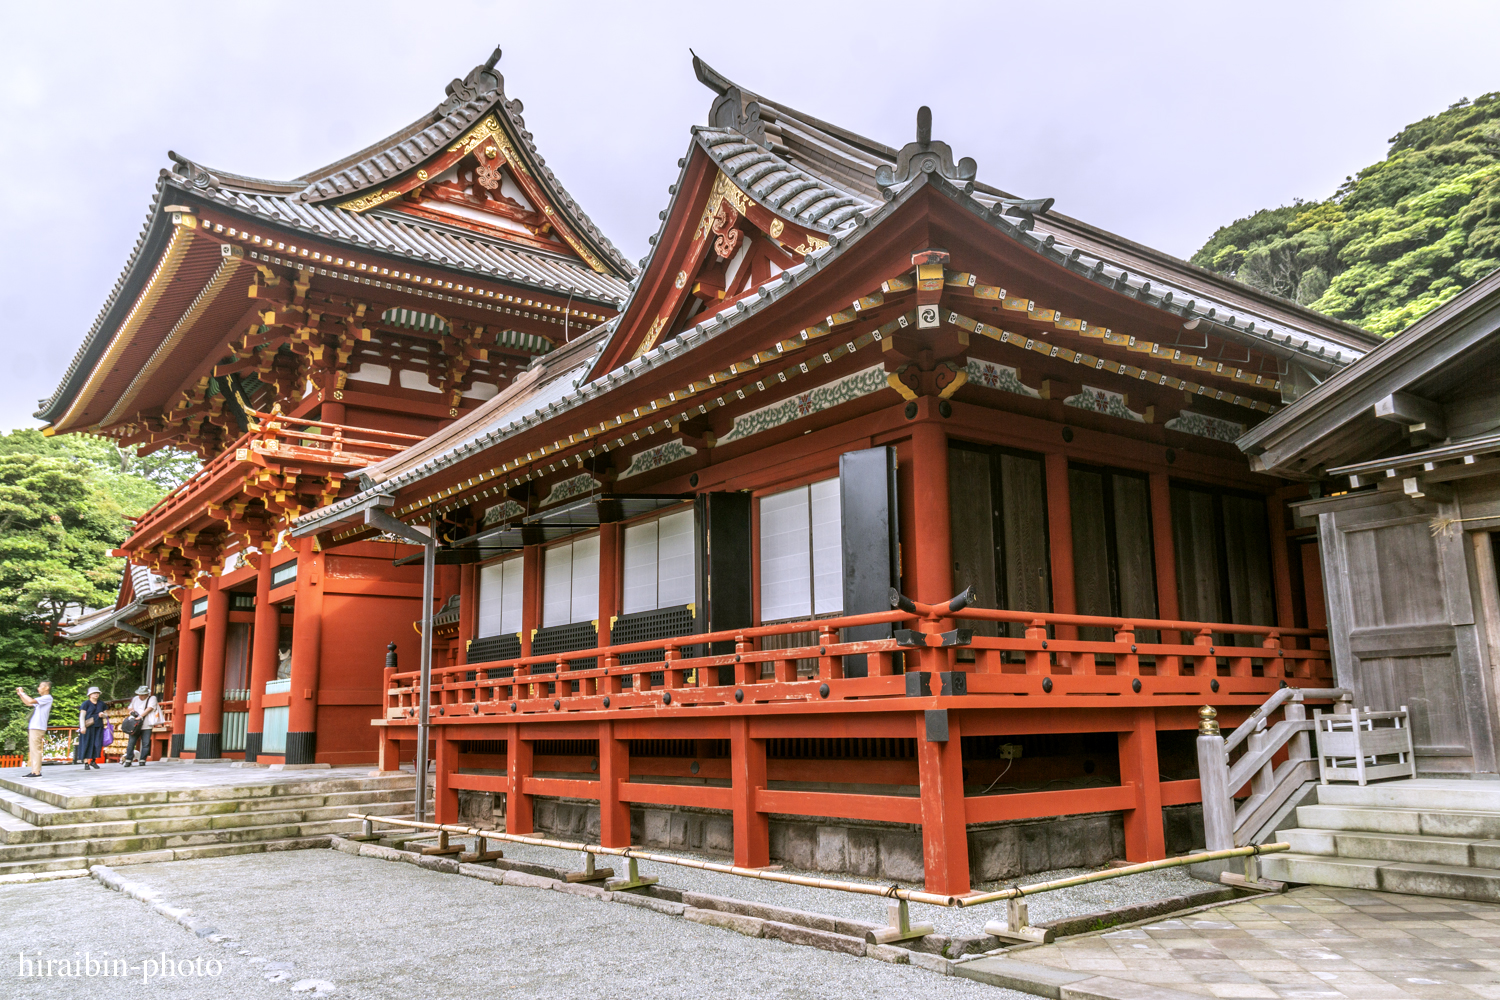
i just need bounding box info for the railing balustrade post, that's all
[1197,706,1235,851]
[1262,632,1287,678]
[379,642,400,773]
[603,655,623,696]
[734,636,754,686]
[818,625,841,681]
[1025,621,1049,676]
[1193,629,1216,680]
[664,645,682,689]
[1115,627,1138,677]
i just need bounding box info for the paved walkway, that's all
[966,885,1500,998]
[5,850,1028,1000]
[4,759,397,802]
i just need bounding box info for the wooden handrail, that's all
[1198,686,1352,852]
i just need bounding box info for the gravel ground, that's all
[2,875,285,999]
[411,833,1211,939]
[43,849,1036,1000]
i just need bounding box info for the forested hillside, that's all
[1192,93,1500,336]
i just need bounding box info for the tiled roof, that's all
[684,54,1378,368]
[696,128,874,231]
[196,179,627,304]
[36,48,631,424]
[293,47,632,279]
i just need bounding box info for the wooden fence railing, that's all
[385,590,1334,720]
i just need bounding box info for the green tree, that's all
[0,429,195,750]
[1193,93,1500,336]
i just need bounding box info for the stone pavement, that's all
[962,885,1500,998]
[3,758,397,803]
[4,849,1031,1000]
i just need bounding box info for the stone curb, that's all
[1036,885,1239,938]
[89,864,215,938]
[87,861,336,996]
[684,906,765,936]
[761,919,866,956]
[322,835,1212,984]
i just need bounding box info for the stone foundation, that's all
[455,789,1209,882]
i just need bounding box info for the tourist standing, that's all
[122,685,159,766]
[15,682,52,777]
[78,687,106,771]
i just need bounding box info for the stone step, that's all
[0,797,407,845]
[0,782,414,828]
[1316,779,1500,814]
[1297,802,1500,840]
[0,772,414,812]
[0,813,385,863]
[1262,852,1500,902]
[1279,827,1500,867]
[0,835,337,876]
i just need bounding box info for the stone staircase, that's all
[0,772,414,877]
[1262,779,1500,902]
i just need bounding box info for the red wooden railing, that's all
[125,415,425,542]
[385,598,1332,721]
[380,593,1332,894]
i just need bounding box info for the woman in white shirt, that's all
[122,685,160,766]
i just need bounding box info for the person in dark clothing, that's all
[77,687,106,770]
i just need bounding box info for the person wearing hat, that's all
[77,687,106,770]
[122,685,160,766]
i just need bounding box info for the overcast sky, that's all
[3,0,1497,431]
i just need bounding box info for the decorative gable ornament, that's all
[876,107,977,199]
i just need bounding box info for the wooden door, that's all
[1322,497,1498,773]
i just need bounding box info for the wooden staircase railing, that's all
[1198,686,1351,851]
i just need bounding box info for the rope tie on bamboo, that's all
[1431,515,1491,537]
[883,883,903,898]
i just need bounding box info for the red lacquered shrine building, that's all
[296,56,1381,893]
[38,49,631,766]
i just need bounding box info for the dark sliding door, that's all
[948,443,1051,642]
[1171,484,1275,644]
[1068,465,1158,641]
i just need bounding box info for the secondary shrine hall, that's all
[53,48,1381,894]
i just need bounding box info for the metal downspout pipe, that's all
[366,497,438,823]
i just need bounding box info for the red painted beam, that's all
[620,782,732,811]
[757,788,922,825]
[963,783,1136,824]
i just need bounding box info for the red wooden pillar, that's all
[457,564,476,665]
[520,545,540,657]
[195,574,230,759]
[245,548,278,761]
[1119,708,1166,861]
[1266,494,1296,631]
[1148,474,1179,622]
[505,723,534,834]
[171,595,201,758]
[598,720,629,847]
[434,728,458,824]
[916,710,970,895]
[598,522,619,648]
[319,370,346,426]
[729,717,769,868]
[906,415,953,605]
[1148,473,1181,671]
[286,537,325,765]
[1044,453,1078,647]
